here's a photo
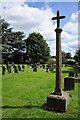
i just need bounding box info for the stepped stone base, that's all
[47,91,69,112]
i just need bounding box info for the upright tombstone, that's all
[47,10,69,112]
[75,63,78,77]
[2,64,5,75]
[33,63,37,72]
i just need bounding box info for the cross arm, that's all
[52,16,65,20]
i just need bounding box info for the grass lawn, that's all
[1,65,80,118]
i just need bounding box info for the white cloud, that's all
[68,40,78,49]
[63,10,79,35]
[62,31,78,41]
[2,3,56,42]
[1,2,79,57]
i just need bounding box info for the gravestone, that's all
[64,77,75,90]
[18,64,21,71]
[14,66,18,73]
[2,64,5,75]
[64,70,75,91]
[42,64,45,69]
[47,10,69,112]
[8,66,12,73]
[75,63,78,77]
[33,63,37,72]
[22,64,25,71]
[69,72,74,77]
[12,61,15,67]
[6,61,9,70]
[50,64,54,71]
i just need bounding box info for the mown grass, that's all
[1,65,80,118]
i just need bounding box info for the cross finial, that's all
[52,10,65,28]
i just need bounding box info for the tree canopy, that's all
[74,48,80,63]
[25,32,50,64]
[1,17,50,64]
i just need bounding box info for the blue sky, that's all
[27,2,78,27]
[1,1,79,56]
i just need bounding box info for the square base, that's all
[47,91,69,112]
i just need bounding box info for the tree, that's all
[74,48,80,63]
[25,32,50,63]
[65,52,72,59]
[1,17,26,63]
[62,51,67,64]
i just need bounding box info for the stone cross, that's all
[52,10,65,95]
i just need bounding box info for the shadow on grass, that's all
[1,105,40,109]
[41,103,72,114]
[50,69,74,74]
[2,103,72,114]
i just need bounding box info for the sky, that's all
[1,1,80,57]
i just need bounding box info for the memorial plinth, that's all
[47,92,69,112]
[47,10,69,112]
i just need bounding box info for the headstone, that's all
[2,64,5,75]
[47,10,69,112]
[69,72,74,77]
[50,64,54,71]
[46,67,48,72]
[64,77,75,90]
[14,66,18,73]
[12,62,15,67]
[42,64,45,69]
[18,64,21,71]
[74,77,80,83]
[22,64,25,71]
[33,63,37,72]
[8,66,12,73]
[75,63,78,77]
[6,61,9,70]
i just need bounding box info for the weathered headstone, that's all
[18,64,21,71]
[50,64,54,71]
[6,61,9,70]
[64,77,75,90]
[14,66,18,73]
[47,10,69,112]
[22,64,25,71]
[33,63,37,72]
[69,71,74,77]
[75,63,78,77]
[2,64,5,75]
[8,66,12,74]
[42,64,45,69]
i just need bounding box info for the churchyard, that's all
[1,64,80,118]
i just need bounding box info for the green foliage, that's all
[0,17,26,63]
[74,48,80,63]
[65,52,72,59]
[62,51,67,64]
[25,32,50,63]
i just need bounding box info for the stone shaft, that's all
[54,28,62,95]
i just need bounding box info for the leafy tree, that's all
[62,51,67,64]
[25,32,50,63]
[74,48,80,63]
[65,52,72,59]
